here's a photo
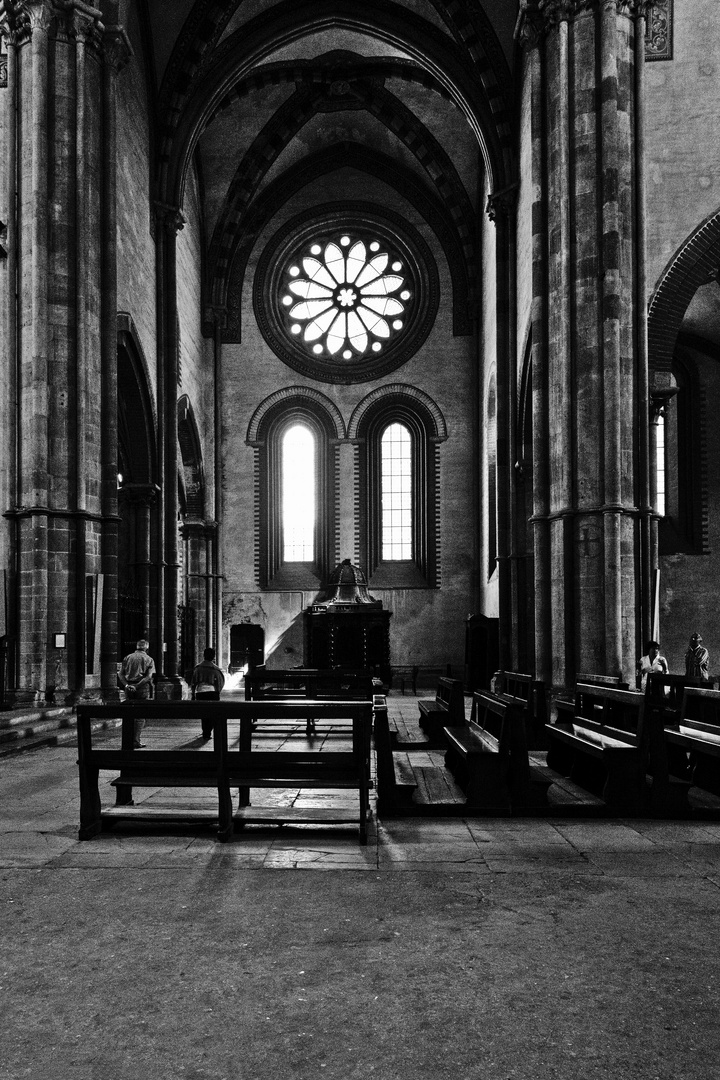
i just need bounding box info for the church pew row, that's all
[491,670,549,750]
[244,669,376,735]
[655,687,720,805]
[442,691,551,813]
[417,677,466,740]
[76,701,373,844]
[545,685,647,812]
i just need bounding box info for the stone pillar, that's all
[517,0,652,688]
[0,8,20,674]
[209,306,225,664]
[100,19,131,697]
[486,186,518,672]
[155,205,184,686]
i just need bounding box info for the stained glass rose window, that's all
[254,209,438,383]
[281,235,412,361]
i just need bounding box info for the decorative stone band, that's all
[515,0,659,48]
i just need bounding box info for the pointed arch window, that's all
[249,396,337,589]
[356,394,443,588]
[282,423,315,562]
[380,423,413,560]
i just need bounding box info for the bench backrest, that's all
[493,670,548,724]
[77,699,373,764]
[646,673,711,713]
[435,677,465,720]
[574,684,645,740]
[576,673,630,690]
[245,670,373,701]
[680,687,720,729]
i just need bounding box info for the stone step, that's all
[0,708,122,756]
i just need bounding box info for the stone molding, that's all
[155,202,185,235]
[516,0,656,46]
[486,183,519,223]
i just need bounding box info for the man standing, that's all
[685,633,710,682]
[119,639,156,748]
[191,647,226,740]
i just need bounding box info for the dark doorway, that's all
[230,624,265,674]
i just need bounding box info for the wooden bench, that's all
[492,670,548,750]
[442,691,543,811]
[663,687,720,799]
[545,684,647,812]
[417,677,465,740]
[245,669,375,734]
[77,700,373,844]
[373,695,418,812]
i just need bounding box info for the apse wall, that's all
[220,171,478,672]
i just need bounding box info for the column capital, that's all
[56,2,104,49]
[119,482,159,508]
[486,183,518,223]
[155,202,185,235]
[102,21,131,72]
[516,0,652,42]
[204,304,227,329]
[2,0,53,43]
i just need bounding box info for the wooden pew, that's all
[554,674,629,728]
[492,670,548,750]
[643,674,715,811]
[545,684,647,812]
[417,676,465,740]
[663,687,720,799]
[245,669,375,734]
[442,691,546,811]
[373,695,418,812]
[76,700,373,844]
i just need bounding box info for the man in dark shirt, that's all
[191,647,226,740]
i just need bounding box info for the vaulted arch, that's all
[158,0,515,205]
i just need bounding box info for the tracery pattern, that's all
[281,235,412,363]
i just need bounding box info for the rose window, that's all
[281,235,412,362]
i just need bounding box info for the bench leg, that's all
[78,763,103,840]
[602,757,645,813]
[465,758,512,811]
[217,785,234,842]
[545,731,575,776]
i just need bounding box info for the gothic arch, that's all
[158,0,514,206]
[117,313,157,485]
[247,386,346,445]
[648,207,720,374]
[177,396,206,519]
[348,384,448,441]
[213,145,474,341]
[206,71,477,298]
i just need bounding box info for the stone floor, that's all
[2,704,720,1078]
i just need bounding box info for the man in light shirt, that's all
[119,639,156,748]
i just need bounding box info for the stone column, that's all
[0,8,19,673]
[517,0,652,688]
[100,18,131,696]
[12,1,53,698]
[486,186,518,672]
[209,306,225,664]
[155,205,184,687]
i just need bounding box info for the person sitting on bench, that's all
[191,647,226,740]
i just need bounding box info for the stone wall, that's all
[220,172,477,672]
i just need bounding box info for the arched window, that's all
[380,422,413,561]
[282,424,315,562]
[354,391,445,588]
[486,371,497,579]
[658,348,707,555]
[248,392,341,588]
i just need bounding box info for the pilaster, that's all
[518,0,651,688]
